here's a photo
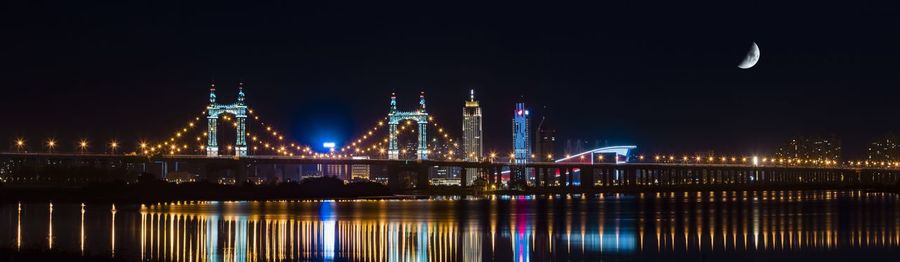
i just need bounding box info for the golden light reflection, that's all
[48,202,53,250]
[5,192,900,261]
[111,204,117,258]
[81,203,85,255]
[17,202,21,250]
[134,195,889,261]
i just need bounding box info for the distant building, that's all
[429,135,458,160]
[511,101,531,187]
[462,90,483,186]
[775,136,842,161]
[325,164,348,179]
[351,156,370,180]
[532,107,557,162]
[400,141,419,160]
[217,177,237,185]
[430,166,461,186]
[165,171,199,184]
[535,128,557,162]
[867,135,899,162]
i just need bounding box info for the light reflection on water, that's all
[0,191,899,261]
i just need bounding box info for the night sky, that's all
[2,1,899,157]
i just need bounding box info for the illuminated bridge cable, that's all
[146,110,207,155]
[425,115,462,160]
[340,117,389,153]
[245,107,312,156]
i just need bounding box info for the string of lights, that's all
[336,115,462,160]
[143,110,207,155]
[425,115,462,160]
[245,107,312,156]
[340,117,389,153]
[7,132,900,168]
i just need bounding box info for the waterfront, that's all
[1,191,899,261]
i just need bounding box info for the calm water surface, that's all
[1,191,899,261]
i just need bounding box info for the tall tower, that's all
[462,90,483,186]
[387,92,429,160]
[512,101,531,187]
[206,83,248,157]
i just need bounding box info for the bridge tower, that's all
[206,83,248,157]
[387,92,429,160]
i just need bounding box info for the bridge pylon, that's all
[205,83,248,157]
[387,92,429,160]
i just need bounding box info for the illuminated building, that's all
[430,166,461,186]
[351,156,370,180]
[533,108,556,162]
[532,106,557,162]
[462,89,483,186]
[206,83,248,157]
[325,164,348,179]
[165,171,199,184]
[775,136,842,161]
[535,128,557,161]
[867,135,899,162]
[511,101,531,187]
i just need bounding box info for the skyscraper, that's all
[462,90,483,186]
[536,128,557,162]
[512,101,531,188]
[533,107,557,162]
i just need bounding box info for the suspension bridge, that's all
[2,84,900,191]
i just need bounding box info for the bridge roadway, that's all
[2,152,899,191]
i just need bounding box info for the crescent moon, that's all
[738,42,760,69]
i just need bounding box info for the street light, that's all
[109,141,118,154]
[15,138,25,152]
[78,140,88,154]
[46,139,56,153]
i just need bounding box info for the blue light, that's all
[323,142,336,149]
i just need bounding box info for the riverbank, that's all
[0,176,392,204]
[3,180,897,204]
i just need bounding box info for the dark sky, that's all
[2,1,898,157]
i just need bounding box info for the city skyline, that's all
[4,85,900,160]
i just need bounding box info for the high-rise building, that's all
[462,90,483,186]
[533,107,556,162]
[867,135,899,162]
[512,101,531,187]
[536,128,557,162]
[775,136,842,161]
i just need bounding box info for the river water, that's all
[1,190,899,261]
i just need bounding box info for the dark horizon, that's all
[2,1,899,158]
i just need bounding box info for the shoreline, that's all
[2,182,896,204]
